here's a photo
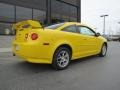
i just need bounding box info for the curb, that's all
[0,48,12,52]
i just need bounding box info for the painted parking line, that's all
[0,48,12,52]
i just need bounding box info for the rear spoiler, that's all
[12,20,43,30]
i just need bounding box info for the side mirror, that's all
[96,33,101,37]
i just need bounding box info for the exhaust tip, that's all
[13,53,16,56]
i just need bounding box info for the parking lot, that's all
[0,36,120,90]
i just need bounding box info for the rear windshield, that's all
[45,23,64,29]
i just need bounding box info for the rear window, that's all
[45,23,64,29]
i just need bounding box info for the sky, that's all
[81,0,120,35]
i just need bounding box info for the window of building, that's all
[0,3,15,22]
[0,0,78,35]
[33,9,46,24]
[69,6,77,21]
[51,0,63,23]
[62,0,77,6]
[51,0,77,23]
[16,6,32,22]
[70,17,77,22]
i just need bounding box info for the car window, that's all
[45,23,64,29]
[78,26,95,36]
[62,25,78,33]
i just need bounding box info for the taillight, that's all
[31,33,38,40]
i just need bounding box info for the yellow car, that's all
[12,20,107,70]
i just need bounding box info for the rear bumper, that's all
[13,42,53,64]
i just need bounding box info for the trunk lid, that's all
[13,20,43,42]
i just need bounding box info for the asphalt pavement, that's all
[0,41,120,90]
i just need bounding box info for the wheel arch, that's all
[104,42,108,48]
[53,44,73,59]
[56,44,72,54]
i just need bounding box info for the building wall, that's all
[61,0,78,6]
[0,0,80,35]
[0,0,46,10]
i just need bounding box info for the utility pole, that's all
[118,22,120,36]
[100,15,109,35]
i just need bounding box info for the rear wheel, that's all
[99,43,107,57]
[52,47,71,70]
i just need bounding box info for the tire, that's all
[99,43,107,57]
[52,47,71,70]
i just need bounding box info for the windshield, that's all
[45,23,64,29]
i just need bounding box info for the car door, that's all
[77,26,99,56]
[62,25,86,58]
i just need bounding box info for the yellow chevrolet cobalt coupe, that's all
[12,20,107,70]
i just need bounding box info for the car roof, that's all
[64,22,88,26]
[46,22,95,31]
[59,22,95,31]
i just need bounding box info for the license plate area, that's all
[15,45,20,51]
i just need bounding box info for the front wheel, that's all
[52,47,71,70]
[99,43,107,57]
